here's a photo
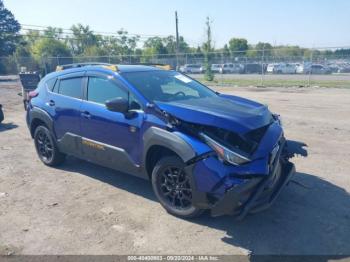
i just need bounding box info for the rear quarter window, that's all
[45,78,57,91]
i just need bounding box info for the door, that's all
[47,72,84,140]
[80,73,144,174]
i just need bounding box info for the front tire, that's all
[151,156,203,218]
[34,125,65,166]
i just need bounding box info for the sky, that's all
[4,0,350,49]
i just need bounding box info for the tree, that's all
[82,45,107,57]
[246,42,273,58]
[142,37,168,62]
[143,37,167,55]
[334,48,350,56]
[0,0,20,56]
[31,38,71,59]
[103,29,140,57]
[163,35,189,54]
[43,27,63,40]
[223,44,230,57]
[68,24,100,55]
[32,38,72,73]
[228,38,248,56]
[273,45,310,59]
[203,17,214,81]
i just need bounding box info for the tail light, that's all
[28,91,39,100]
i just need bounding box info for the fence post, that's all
[41,56,47,76]
[220,52,224,86]
[260,44,265,87]
[13,52,19,73]
[308,48,314,87]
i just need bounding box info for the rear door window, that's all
[58,78,83,99]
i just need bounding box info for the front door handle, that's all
[81,111,91,119]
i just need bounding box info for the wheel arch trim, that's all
[142,127,196,166]
[29,107,55,138]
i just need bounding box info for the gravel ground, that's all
[0,80,349,256]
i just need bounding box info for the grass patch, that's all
[195,78,350,88]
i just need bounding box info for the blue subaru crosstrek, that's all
[26,63,302,219]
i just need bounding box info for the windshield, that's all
[121,70,217,103]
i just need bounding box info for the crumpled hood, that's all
[155,94,273,134]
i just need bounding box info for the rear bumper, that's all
[210,161,295,219]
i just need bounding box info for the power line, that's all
[20,28,151,42]
[20,23,169,38]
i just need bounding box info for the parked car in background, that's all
[179,64,203,74]
[296,63,308,74]
[266,64,278,74]
[211,64,222,73]
[243,63,263,74]
[296,64,331,74]
[220,63,244,74]
[327,64,340,73]
[337,64,350,73]
[266,63,296,74]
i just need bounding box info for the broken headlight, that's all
[200,133,251,166]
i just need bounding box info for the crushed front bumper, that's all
[187,138,297,219]
[210,161,295,219]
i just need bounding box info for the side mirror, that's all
[105,97,129,113]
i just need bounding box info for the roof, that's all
[45,63,171,80]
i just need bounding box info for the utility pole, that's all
[175,11,179,70]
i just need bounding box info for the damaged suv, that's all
[26,63,302,219]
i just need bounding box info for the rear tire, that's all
[0,105,4,123]
[34,125,65,166]
[151,156,203,218]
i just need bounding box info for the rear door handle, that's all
[48,100,55,106]
[81,111,91,119]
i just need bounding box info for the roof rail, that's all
[135,63,173,70]
[55,63,118,72]
[55,62,172,72]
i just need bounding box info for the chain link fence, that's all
[1,50,350,88]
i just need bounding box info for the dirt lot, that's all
[0,79,349,256]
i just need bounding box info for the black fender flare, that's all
[142,127,211,208]
[29,107,55,138]
[142,126,196,165]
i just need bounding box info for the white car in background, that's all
[179,64,203,74]
[211,64,222,73]
[267,63,296,74]
[220,63,244,74]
